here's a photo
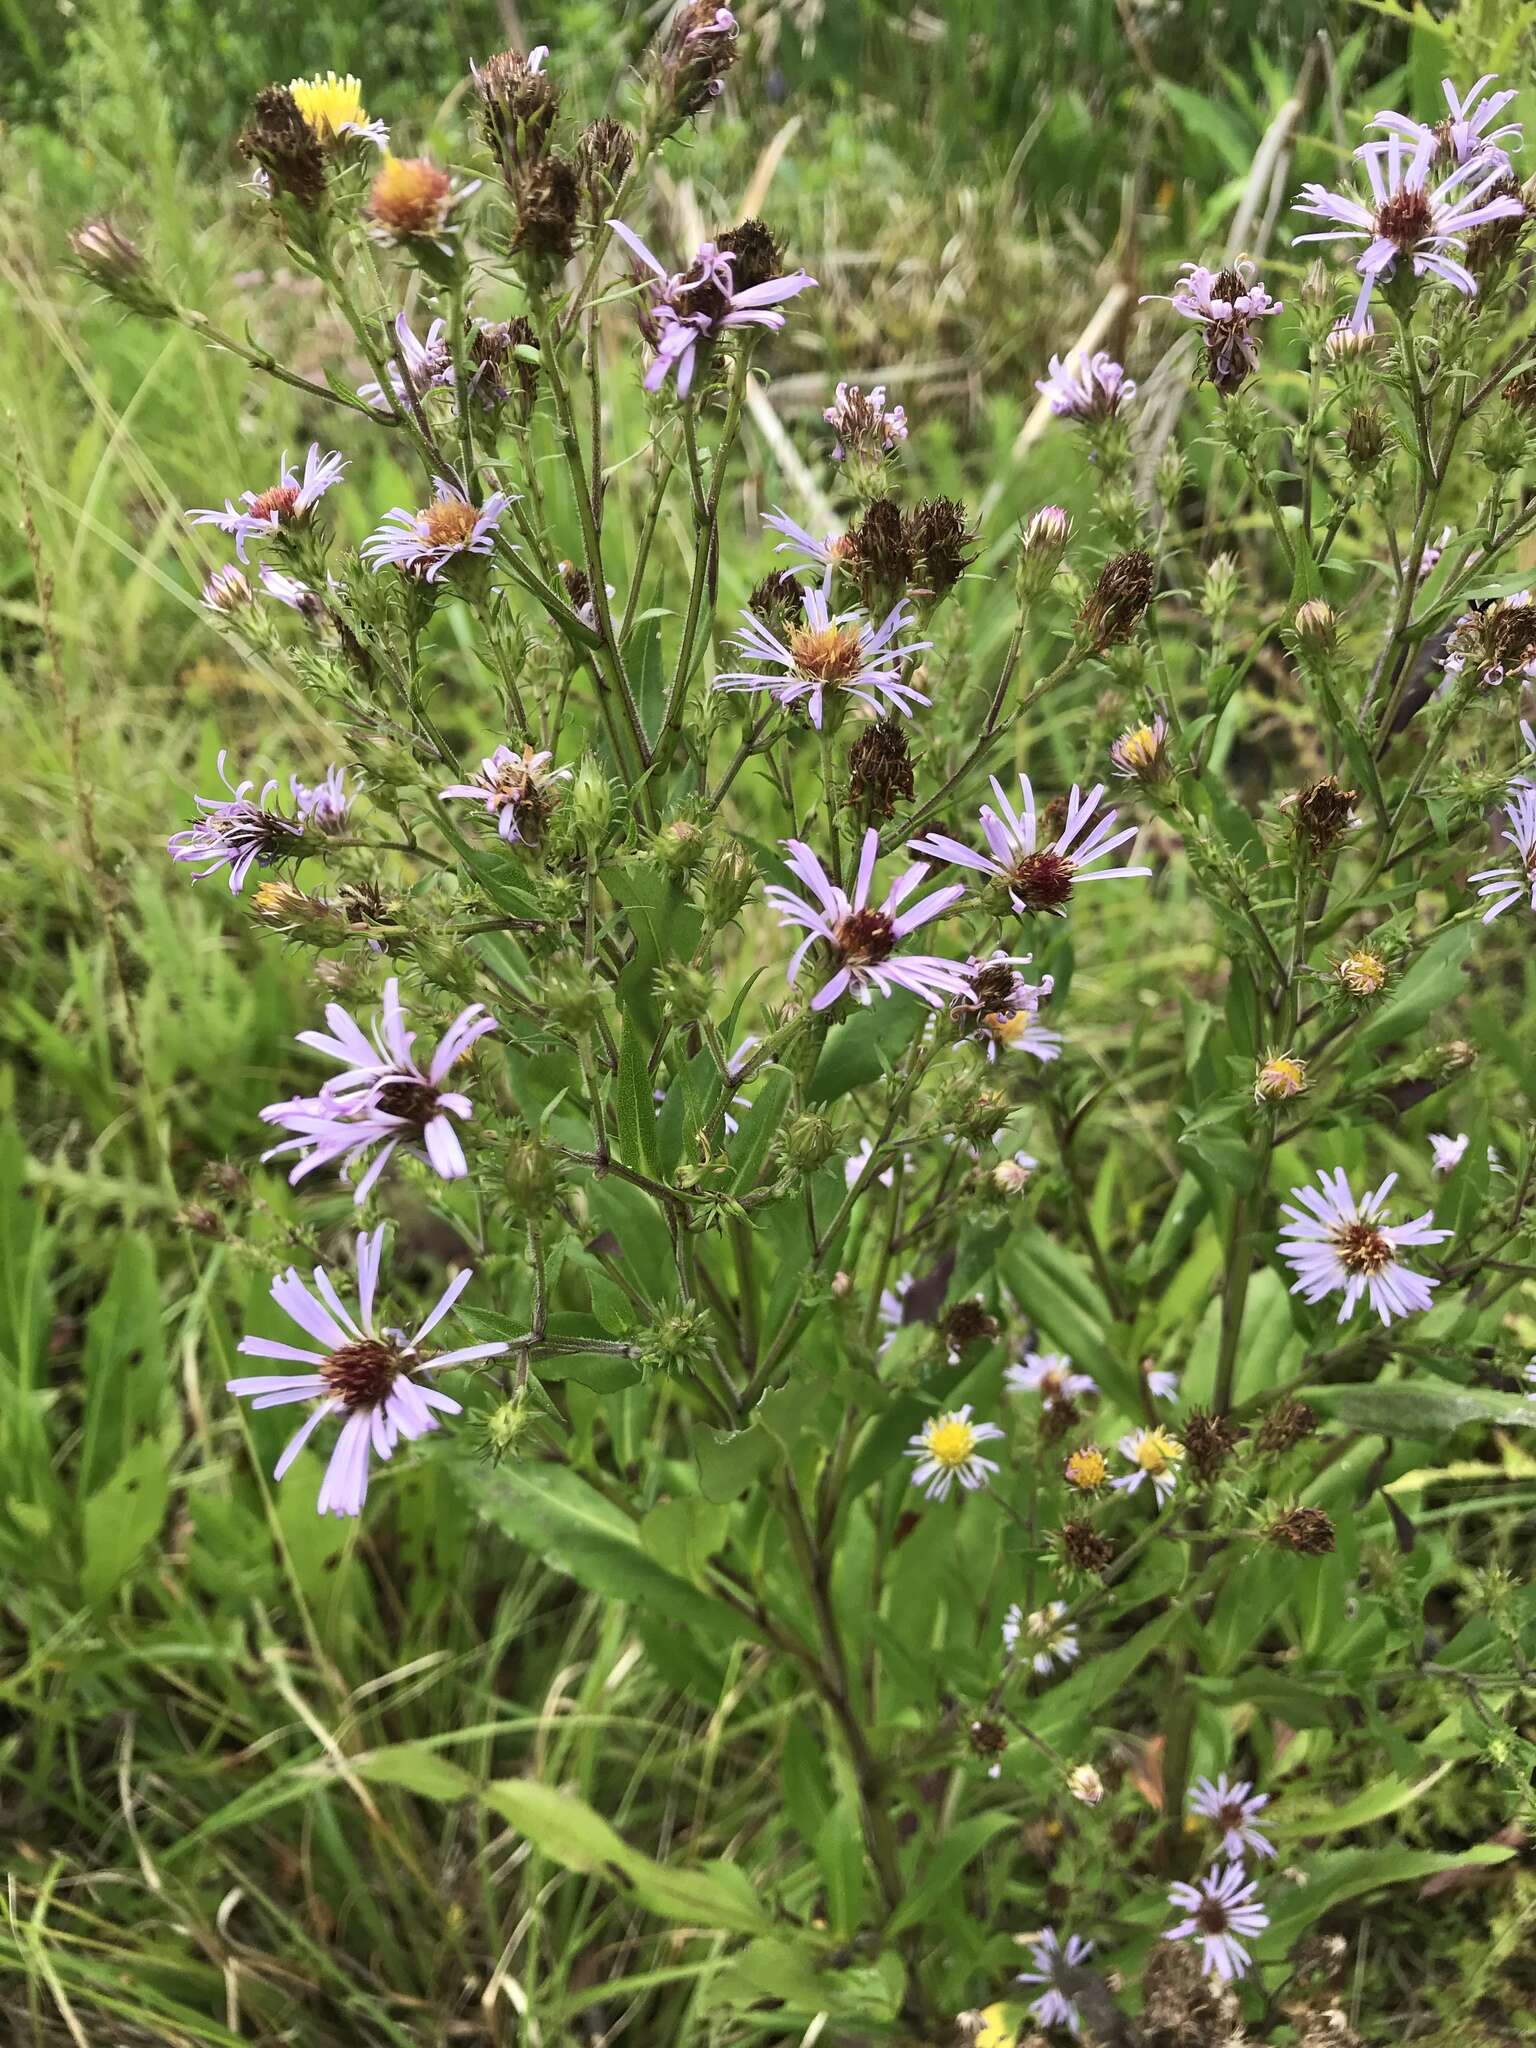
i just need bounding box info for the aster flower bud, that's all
[574,118,635,223]
[638,1305,713,1379]
[1109,715,1171,786]
[992,1153,1036,1195]
[1267,1505,1336,1555]
[701,842,758,928]
[655,962,714,1026]
[1254,1051,1307,1106]
[1017,505,1071,599]
[1292,599,1337,656]
[474,46,561,178]
[1066,1763,1105,1806]
[542,962,601,1036]
[1344,403,1390,471]
[1480,403,1528,476]
[69,218,175,319]
[1058,1518,1114,1578]
[480,1391,534,1465]
[201,565,255,614]
[504,1135,562,1218]
[240,86,328,212]
[179,1203,226,1239]
[941,1298,999,1360]
[846,715,916,825]
[250,879,344,942]
[512,153,580,274]
[567,757,614,853]
[1200,552,1240,629]
[1254,1397,1317,1457]
[1154,443,1190,513]
[1437,1038,1477,1076]
[651,817,709,879]
[781,1112,838,1173]
[1077,549,1156,651]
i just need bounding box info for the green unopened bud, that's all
[503,1135,562,1217]
[1292,599,1337,656]
[1296,259,1336,346]
[937,1078,1011,1144]
[638,1305,712,1379]
[543,963,599,1035]
[1154,444,1190,512]
[781,1111,838,1173]
[655,963,713,1026]
[69,217,176,318]
[1480,405,1528,477]
[652,818,709,879]
[1016,505,1070,599]
[701,842,758,927]
[1344,403,1390,471]
[1201,553,1239,629]
[481,1391,534,1465]
[567,756,614,852]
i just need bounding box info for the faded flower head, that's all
[167,749,309,892]
[1335,943,1389,999]
[846,715,916,823]
[439,744,572,845]
[1078,549,1156,650]
[369,155,478,249]
[1268,1504,1337,1554]
[824,381,908,464]
[1066,1763,1105,1806]
[1283,774,1358,855]
[1144,258,1282,393]
[1255,1051,1307,1105]
[239,86,327,209]
[1443,593,1536,691]
[1110,715,1171,784]
[473,44,558,173]
[1182,1408,1240,1484]
[650,1,740,134]
[993,1151,1039,1195]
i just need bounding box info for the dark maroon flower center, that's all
[835,907,896,965]
[1376,187,1434,249]
[1009,849,1075,912]
[1217,1800,1245,1832]
[321,1338,402,1409]
[1195,1899,1232,1935]
[1333,1220,1392,1275]
[375,1079,440,1123]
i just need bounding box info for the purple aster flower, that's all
[187,444,347,561]
[358,310,452,410]
[764,829,971,1012]
[1292,128,1523,329]
[714,578,930,728]
[609,218,817,397]
[361,479,513,581]
[439,743,572,845]
[1006,1351,1096,1405]
[1442,591,1536,690]
[1278,1168,1451,1324]
[1016,1927,1095,2033]
[290,764,353,834]
[909,774,1149,917]
[762,506,845,578]
[227,1227,509,1517]
[1144,1363,1180,1402]
[1165,1863,1269,1983]
[167,749,307,892]
[1189,1774,1276,1861]
[201,565,254,613]
[1471,784,1536,921]
[1142,258,1282,392]
[824,380,908,461]
[1372,75,1523,174]
[260,978,495,1202]
[1035,350,1135,421]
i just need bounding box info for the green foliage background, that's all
[5,0,1536,2042]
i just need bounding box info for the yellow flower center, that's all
[925,1416,978,1468]
[289,71,371,142]
[788,621,865,684]
[1338,948,1387,996]
[974,2007,1018,2048]
[988,1010,1034,1047]
[1065,1446,1108,1491]
[422,498,482,549]
[1135,1428,1184,1474]
[1116,724,1160,770]
[370,155,452,236]
[1256,1052,1306,1101]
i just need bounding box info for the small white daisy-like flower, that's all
[1113,1426,1184,1502]
[362,480,514,583]
[1003,1599,1080,1675]
[1189,1774,1276,1861]
[1165,1862,1269,1983]
[1429,1131,1470,1175]
[1066,1763,1105,1806]
[1006,1351,1096,1405]
[909,774,1148,918]
[1277,1168,1451,1325]
[905,1405,1005,1501]
[1016,1927,1096,2032]
[1144,1362,1180,1402]
[1469,784,1536,922]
